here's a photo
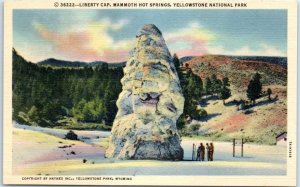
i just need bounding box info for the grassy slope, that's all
[183,55,287,145]
[185,55,287,94]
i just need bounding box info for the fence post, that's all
[233,139,235,157]
[241,138,244,157]
[192,143,195,160]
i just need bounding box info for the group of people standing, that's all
[195,142,214,161]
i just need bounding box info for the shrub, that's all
[65,130,78,140]
[190,124,200,132]
[198,108,208,118]
[176,115,186,130]
[244,110,253,115]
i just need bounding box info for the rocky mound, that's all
[105,24,184,160]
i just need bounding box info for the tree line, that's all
[173,54,271,130]
[13,49,270,131]
[13,49,123,129]
[173,54,231,129]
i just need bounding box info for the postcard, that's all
[3,0,297,186]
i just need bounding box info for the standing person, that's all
[192,143,195,160]
[206,143,210,161]
[200,143,205,161]
[210,142,214,161]
[196,145,200,161]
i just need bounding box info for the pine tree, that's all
[181,69,205,120]
[211,74,222,96]
[185,70,203,100]
[222,77,229,87]
[219,77,231,105]
[210,74,218,94]
[196,76,203,99]
[205,77,212,96]
[220,87,231,105]
[173,53,181,69]
[177,115,186,130]
[27,105,39,124]
[247,72,262,105]
[183,70,195,117]
[173,53,184,86]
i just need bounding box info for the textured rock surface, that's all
[105,24,184,160]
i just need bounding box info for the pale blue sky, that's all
[13,9,287,62]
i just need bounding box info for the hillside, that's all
[182,55,287,144]
[38,58,88,67]
[184,55,287,96]
[38,58,126,68]
[228,56,287,68]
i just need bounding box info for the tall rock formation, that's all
[105,24,184,160]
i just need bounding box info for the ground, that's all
[194,91,287,145]
[12,123,287,176]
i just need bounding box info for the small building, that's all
[276,132,287,146]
